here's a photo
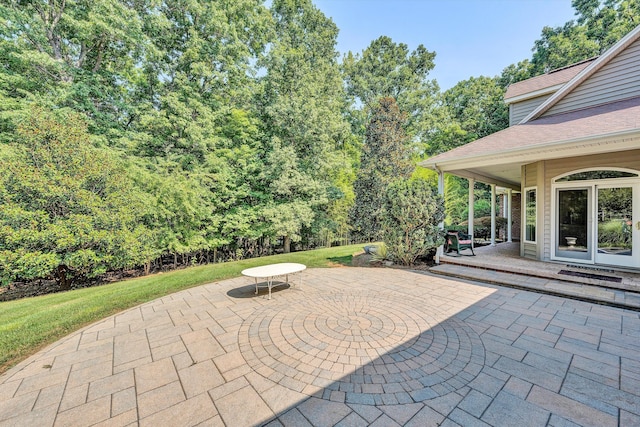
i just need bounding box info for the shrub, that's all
[598,220,631,248]
[0,108,155,288]
[379,179,445,265]
[456,216,508,239]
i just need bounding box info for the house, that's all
[419,24,640,271]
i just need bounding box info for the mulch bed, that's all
[351,251,434,271]
[0,270,145,302]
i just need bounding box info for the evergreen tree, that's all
[379,179,445,266]
[350,97,413,240]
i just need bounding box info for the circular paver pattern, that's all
[238,291,485,404]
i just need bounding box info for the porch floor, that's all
[431,242,640,310]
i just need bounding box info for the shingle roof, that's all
[424,96,640,165]
[504,59,596,101]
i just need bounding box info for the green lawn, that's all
[0,244,364,374]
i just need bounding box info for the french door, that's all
[556,187,592,261]
[595,185,638,267]
[554,182,640,268]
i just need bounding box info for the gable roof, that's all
[521,24,640,124]
[504,59,596,103]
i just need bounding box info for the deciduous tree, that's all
[342,36,440,149]
[259,0,352,251]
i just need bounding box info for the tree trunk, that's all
[56,265,70,291]
[283,235,291,253]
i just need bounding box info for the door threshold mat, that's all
[566,264,615,273]
[559,270,622,283]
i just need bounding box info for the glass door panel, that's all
[596,185,638,267]
[556,188,591,260]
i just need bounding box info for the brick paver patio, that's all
[1,267,639,426]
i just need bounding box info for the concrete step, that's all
[430,263,640,311]
[438,254,640,293]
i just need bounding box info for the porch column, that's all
[436,169,445,264]
[490,184,496,246]
[468,178,474,245]
[507,189,513,243]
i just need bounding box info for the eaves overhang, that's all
[504,84,563,105]
[419,129,640,173]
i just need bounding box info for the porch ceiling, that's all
[442,163,522,190]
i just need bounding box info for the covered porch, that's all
[421,95,640,272]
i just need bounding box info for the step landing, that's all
[430,262,640,311]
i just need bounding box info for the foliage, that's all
[456,216,509,240]
[379,179,445,266]
[342,36,436,109]
[598,220,632,248]
[498,59,536,88]
[425,76,509,157]
[442,77,509,142]
[428,75,507,223]
[341,35,440,151]
[531,23,600,73]
[444,175,468,224]
[469,200,493,218]
[350,97,414,240]
[0,0,151,137]
[530,0,640,74]
[0,107,154,288]
[574,0,640,49]
[259,0,352,251]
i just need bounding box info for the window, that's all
[555,170,638,182]
[525,188,536,242]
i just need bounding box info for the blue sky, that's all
[313,0,578,90]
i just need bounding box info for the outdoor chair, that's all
[445,231,475,256]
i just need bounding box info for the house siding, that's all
[541,149,640,261]
[524,163,537,187]
[521,163,538,260]
[510,95,551,125]
[545,38,640,116]
[523,243,537,259]
[537,161,547,261]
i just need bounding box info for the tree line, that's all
[1,0,638,288]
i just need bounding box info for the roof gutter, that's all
[419,128,640,171]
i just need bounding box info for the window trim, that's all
[553,167,639,183]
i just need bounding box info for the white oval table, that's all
[241,263,306,299]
